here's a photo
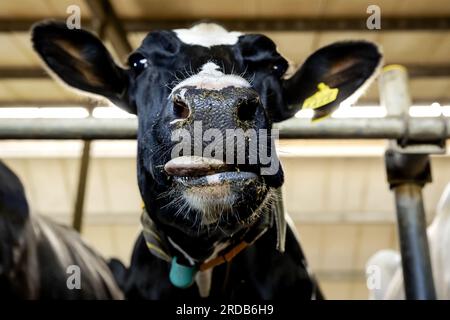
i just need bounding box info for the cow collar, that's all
[140,207,270,290]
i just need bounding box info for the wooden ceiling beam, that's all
[0,17,448,32]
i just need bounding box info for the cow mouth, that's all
[174,171,258,187]
[164,156,260,187]
[164,156,268,226]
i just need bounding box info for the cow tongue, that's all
[164,156,226,177]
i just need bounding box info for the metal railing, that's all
[0,117,448,141]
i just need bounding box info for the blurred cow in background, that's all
[0,161,123,299]
[367,183,450,299]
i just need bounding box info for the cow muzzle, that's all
[170,86,263,130]
[164,156,268,225]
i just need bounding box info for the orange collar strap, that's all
[199,241,249,271]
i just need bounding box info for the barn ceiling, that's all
[1,0,449,19]
[0,0,449,106]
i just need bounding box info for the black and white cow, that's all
[31,21,382,299]
[0,161,123,299]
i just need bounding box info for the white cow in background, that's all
[367,183,450,299]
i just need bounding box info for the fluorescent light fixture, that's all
[0,104,449,119]
[442,106,450,117]
[332,106,386,118]
[92,106,136,118]
[0,107,88,118]
[0,107,40,118]
[295,105,387,119]
[39,107,89,118]
[409,103,442,117]
[0,106,135,119]
[277,144,385,157]
[295,103,450,119]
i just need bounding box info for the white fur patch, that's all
[171,62,250,94]
[195,241,230,297]
[195,269,213,298]
[183,184,234,225]
[174,23,241,48]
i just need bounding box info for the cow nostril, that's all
[237,98,259,122]
[172,99,190,119]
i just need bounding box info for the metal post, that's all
[72,139,91,232]
[380,65,437,300]
[394,184,436,299]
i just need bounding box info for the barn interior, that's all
[0,0,449,299]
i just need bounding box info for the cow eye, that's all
[128,53,148,75]
[272,60,288,77]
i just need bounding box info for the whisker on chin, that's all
[155,175,274,235]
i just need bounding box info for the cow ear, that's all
[278,41,382,122]
[31,21,135,114]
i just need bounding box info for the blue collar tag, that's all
[169,256,197,288]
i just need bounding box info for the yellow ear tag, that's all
[302,83,339,110]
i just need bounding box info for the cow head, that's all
[32,22,382,258]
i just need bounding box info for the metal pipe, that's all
[393,184,436,299]
[379,65,412,118]
[72,140,91,232]
[380,65,437,300]
[1,118,449,140]
[0,118,138,140]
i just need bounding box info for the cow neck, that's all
[140,207,271,290]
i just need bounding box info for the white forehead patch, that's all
[174,23,242,48]
[171,62,250,94]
